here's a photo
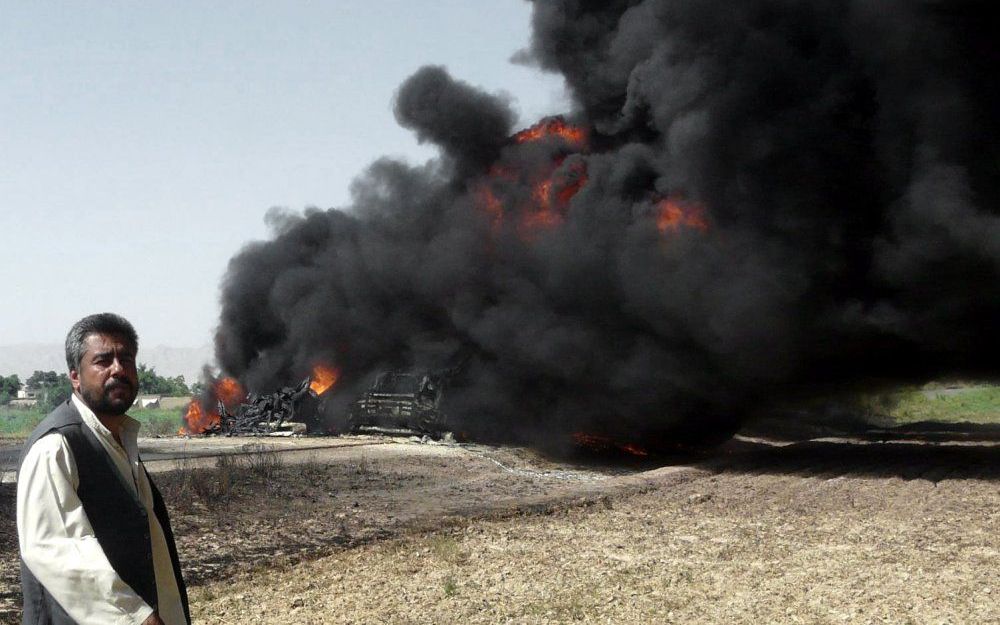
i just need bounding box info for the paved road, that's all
[0,436,395,481]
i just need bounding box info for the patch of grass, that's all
[887,385,1000,425]
[0,405,186,437]
[750,382,1000,437]
[132,407,186,436]
[0,406,45,435]
[428,535,468,565]
[442,576,458,597]
[189,586,217,603]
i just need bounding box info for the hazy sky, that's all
[0,1,567,348]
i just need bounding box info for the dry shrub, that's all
[351,453,374,476]
[159,444,285,514]
[159,455,232,513]
[239,443,282,480]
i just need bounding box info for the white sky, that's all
[0,1,568,348]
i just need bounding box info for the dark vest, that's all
[18,400,190,625]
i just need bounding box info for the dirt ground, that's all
[0,433,997,624]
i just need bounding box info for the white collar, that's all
[70,393,140,446]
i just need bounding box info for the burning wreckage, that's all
[206,1,998,453]
[347,371,447,436]
[216,378,312,436]
[185,367,450,438]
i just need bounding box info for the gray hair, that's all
[65,313,139,371]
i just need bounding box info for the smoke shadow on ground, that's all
[693,437,1000,482]
[544,432,999,482]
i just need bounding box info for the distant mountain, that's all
[0,343,215,384]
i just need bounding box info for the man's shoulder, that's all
[18,427,76,482]
[33,401,81,432]
[23,429,71,460]
[21,402,82,462]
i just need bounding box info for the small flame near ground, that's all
[309,364,340,395]
[180,399,215,435]
[572,432,649,457]
[180,367,339,435]
[180,376,245,435]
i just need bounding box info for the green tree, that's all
[26,370,60,390]
[24,370,72,410]
[137,364,190,396]
[169,375,189,395]
[0,374,21,405]
[37,374,72,410]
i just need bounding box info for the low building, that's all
[10,383,40,408]
[131,395,193,410]
[134,395,162,409]
[16,386,39,400]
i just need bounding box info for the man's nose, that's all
[109,359,126,376]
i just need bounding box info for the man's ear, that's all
[69,369,80,393]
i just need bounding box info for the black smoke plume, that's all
[214,0,999,449]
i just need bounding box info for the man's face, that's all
[70,332,139,417]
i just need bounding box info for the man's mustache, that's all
[104,380,133,392]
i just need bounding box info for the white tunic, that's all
[17,394,186,625]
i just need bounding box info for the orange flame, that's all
[555,160,588,205]
[532,178,553,210]
[656,197,708,233]
[572,432,649,457]
[517,161,589,237]
[520,207,563,235]
[514,117,588,148]
[512,178,560,239]
[215,377,246,407]
[487,164,518,180]
[180,376,245,434]
[309,364,340,395]
[182,399,219,434]
[620,443,650,457]
[472,119,590,241]
[475,184,505,232]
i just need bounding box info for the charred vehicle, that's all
[347,371,447,435]
[217,378,314,435]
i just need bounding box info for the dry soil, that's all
[1,433,997,624]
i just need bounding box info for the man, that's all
[17,313,188,625]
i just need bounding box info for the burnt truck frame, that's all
[347,371,448,436]
[217,378,312,435]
